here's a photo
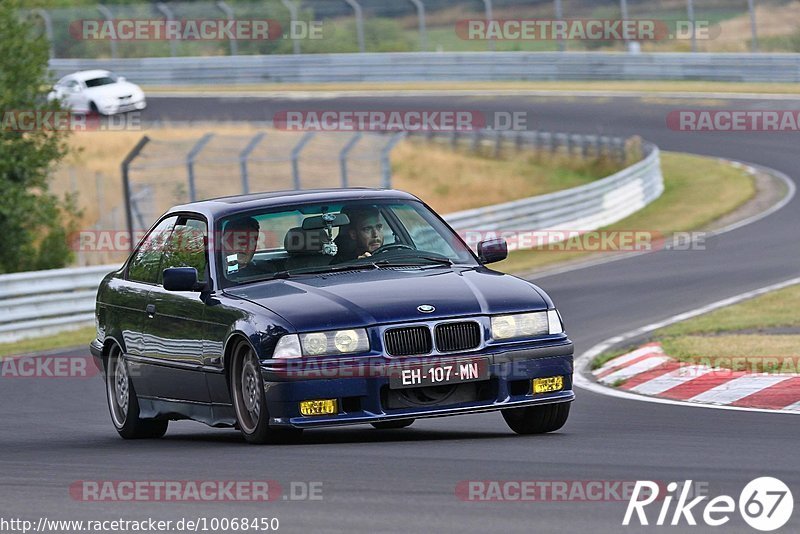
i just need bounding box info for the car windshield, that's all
[84,76,117,88]
[217,199,477,287]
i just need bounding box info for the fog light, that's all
[299,399,337,416]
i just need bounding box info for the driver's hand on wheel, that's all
[357,252,372,259]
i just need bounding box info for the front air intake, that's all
[384,326,433,356]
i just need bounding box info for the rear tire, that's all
[231,341,302,445]
[371,419,414,430]
[502,402,570,435]
[106,344,168,439]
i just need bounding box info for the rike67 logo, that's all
[624,477,793,531]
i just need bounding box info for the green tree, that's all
[0,0,78,274]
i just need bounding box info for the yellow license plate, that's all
[533,376,564,394]
[299,399,337,416]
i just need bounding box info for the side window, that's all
[127,216,178,284]
[159,216,209,283]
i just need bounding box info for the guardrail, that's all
[49,52,800,84]
[0,265,115,343]
[0,131,662,344]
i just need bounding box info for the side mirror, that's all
[163,267,201,292]
[117,76,126,82]
[477,238,508,264]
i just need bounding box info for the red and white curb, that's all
[594,343,800,412]
[574,276,800,415]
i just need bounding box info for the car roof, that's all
[166,188,422,220]
[71,70,113,81]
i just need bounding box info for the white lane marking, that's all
[533,162,796,280]
[574,276,800,415]
[688,374,794,405]
[598,356,671,384]
[629,365,713,395]
[593,344,663,374]
[784,401,800,412]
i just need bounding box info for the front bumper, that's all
[99,97,146,115]
[261,340,574,428]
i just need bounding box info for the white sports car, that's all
[48,69,146,115]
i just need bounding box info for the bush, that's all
[0,0,79,273]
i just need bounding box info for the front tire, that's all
[231,342,301,445]
[106,344,168,439]
[502,402,570,435]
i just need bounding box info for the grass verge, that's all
[493,151,756,274]
[0,326,97,358]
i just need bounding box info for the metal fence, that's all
[2,128,653,343]
[29,0,770,59]
[120,129,406,239]
[50,50,800,85]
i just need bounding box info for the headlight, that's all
[547,309,564,335]
[298,329,369,357]
[491,311,550,340]
[273,334,302,359]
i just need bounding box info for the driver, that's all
[221,216,262,277]
[333,206,385,263]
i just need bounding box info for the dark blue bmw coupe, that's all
[91,189,574,444]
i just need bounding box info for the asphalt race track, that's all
[2,94,799,533]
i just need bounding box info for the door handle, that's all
[146,304,156,318]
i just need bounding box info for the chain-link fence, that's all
[27,0,778,59]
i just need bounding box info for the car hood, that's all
[224,267,549,332]
[84,81,141,98]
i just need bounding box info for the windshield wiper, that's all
[271,256,453,278]
[283,263,380,276]
[374,256,453,267]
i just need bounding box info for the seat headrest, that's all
[284,227,330,254]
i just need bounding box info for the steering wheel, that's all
[370,243,414,255]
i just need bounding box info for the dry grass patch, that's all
[392,139,622,213]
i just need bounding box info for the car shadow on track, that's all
[158,427,569,447]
